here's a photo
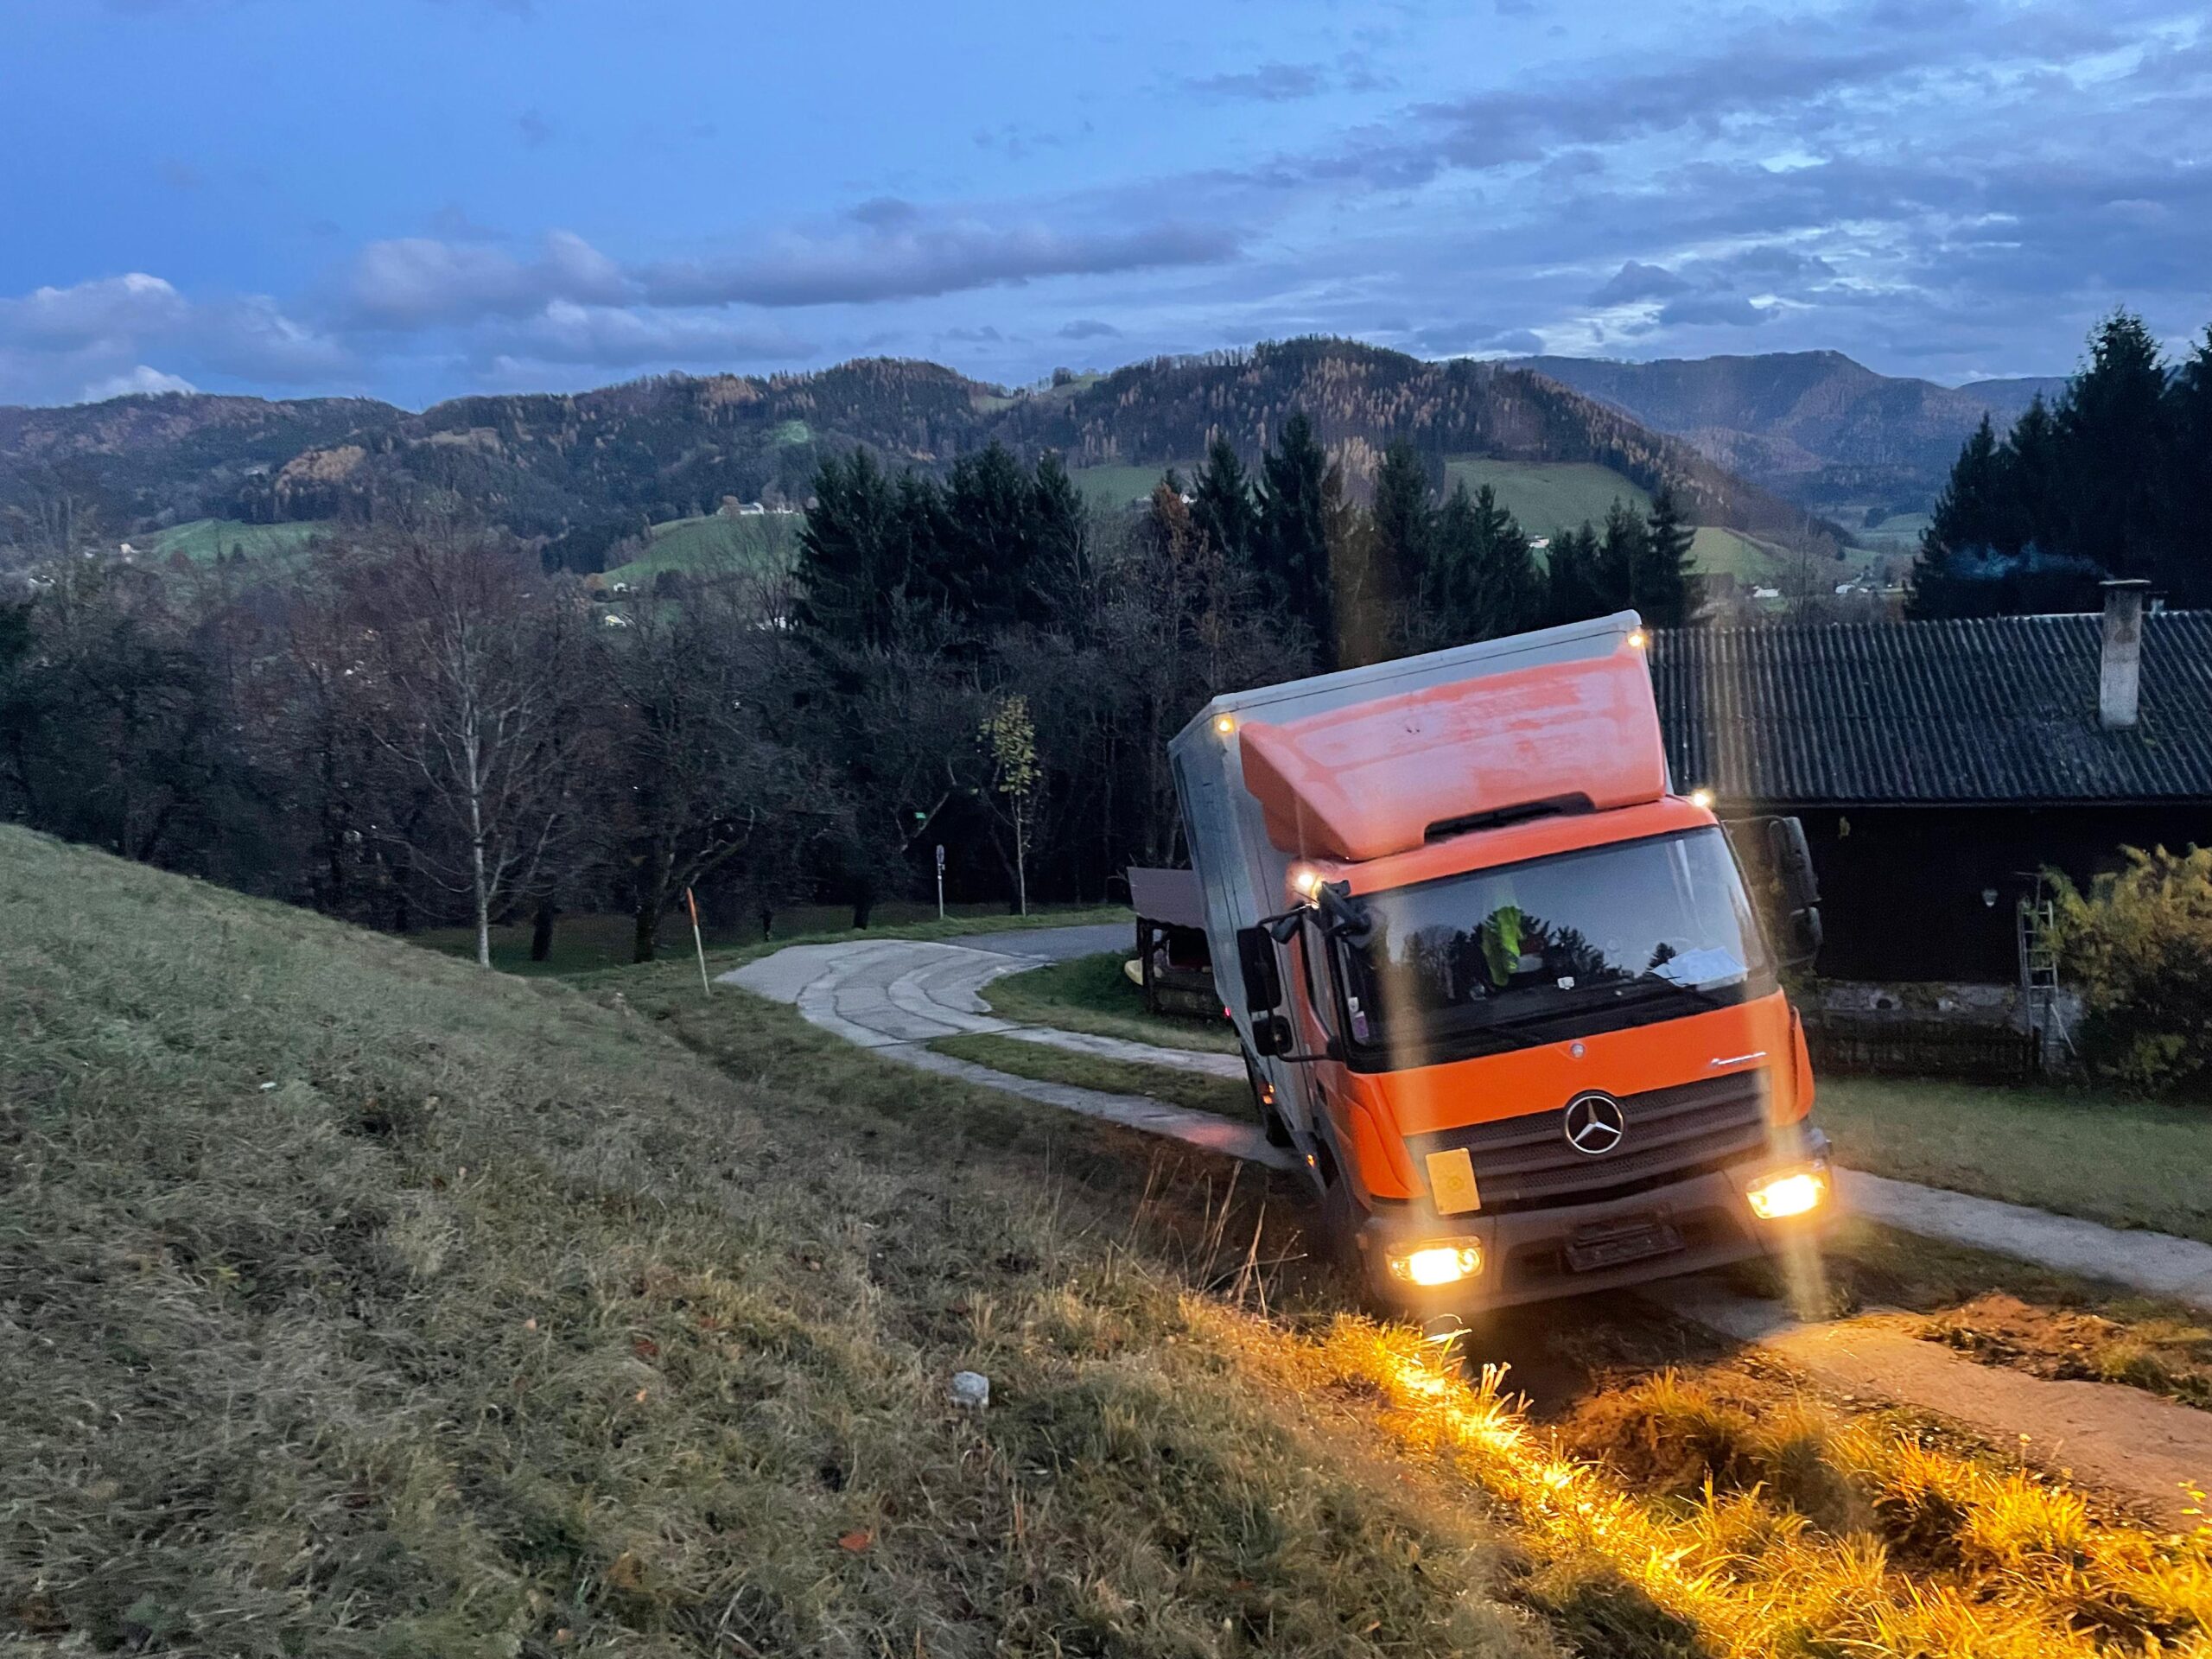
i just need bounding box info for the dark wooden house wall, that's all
[1786,804,2209,982]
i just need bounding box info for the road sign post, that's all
[935,843,946,921]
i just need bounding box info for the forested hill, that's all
[1514,350,2067,518]
[0,392,401,527]
[0,340,1817,542]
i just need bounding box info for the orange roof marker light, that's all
[1625,627,1649,650]
[1213,713,1237,737]
[1689,786,1716,810]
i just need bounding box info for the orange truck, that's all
[1169,612,1831,1311]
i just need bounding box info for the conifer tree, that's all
[1545,523,1607,626]
[2056,310,2168,582]
[1191,434,1257,565]
[1637,486,1696,626]
[1255,413,1339,667]
[1370,438,1433,619]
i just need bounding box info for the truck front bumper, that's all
[1355,1124,1832,1313]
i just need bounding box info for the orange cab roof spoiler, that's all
[1236,642,1667,861]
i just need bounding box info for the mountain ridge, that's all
[1511,349,2066,517]
[0,340,1834,543]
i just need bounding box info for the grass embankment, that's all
[11,829,2211,1657]
[1816,1075,2212,1242]
[981,950,1240,1053]
[0,829,1535,1656]
[929,1033,1255,1121]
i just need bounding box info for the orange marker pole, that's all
[686,886,711,1000]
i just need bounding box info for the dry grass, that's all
[0,828,1541,1656]
[1224,1319,2212,1659]
[10,823,2208,1658]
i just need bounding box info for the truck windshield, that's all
[1336,828,1770,1064]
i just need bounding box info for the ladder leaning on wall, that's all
[2016,874,2075,1065]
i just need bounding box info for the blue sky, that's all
[1,0,2206,407]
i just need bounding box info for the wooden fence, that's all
[1800,1013,2042,1083]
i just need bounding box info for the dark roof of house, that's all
[1649,612,2212,805]
[1127,866,1207,930]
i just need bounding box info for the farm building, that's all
[1649,582,2212,983]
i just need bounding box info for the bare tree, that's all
[602,565,829,962]
[357,523,584,967]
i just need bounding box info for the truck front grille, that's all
[1405,1070,1770,1212]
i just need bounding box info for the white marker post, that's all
[934,843,947,920]
[685,886,711,1000]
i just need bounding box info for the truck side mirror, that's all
[1766,816,1821,912]
[1786,906,1823,964]
[1236,925,1284,1014]
[1251,1014,1294,1058]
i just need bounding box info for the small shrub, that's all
[2049,845,2212,1096]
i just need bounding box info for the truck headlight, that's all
[1388,1241,1483,1287]
[1746,1166,1827,1220]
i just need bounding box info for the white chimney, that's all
[2098,579,2150,730]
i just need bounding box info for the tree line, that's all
[0,415,1694,951]
[1911,311,2212,616]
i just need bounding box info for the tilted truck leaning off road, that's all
[1168,613,1833,1313]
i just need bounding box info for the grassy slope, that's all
[931,1033,1255,1122]
[981,950,1242,1054]
[1815,1076,2212,1242]
[144,518,334,564]
[0,828,1541,1657]
[1069,460,1199,511]
[601,512,797,587]
[1442,457,1651,538]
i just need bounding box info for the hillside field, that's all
[1442,455,1651,537]
[1070,459,1199,510]
[144,517,334,564]
[601,511,800,587]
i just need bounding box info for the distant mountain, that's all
[1,339,1821,544]
[0,394,404,527]
[1512,351,2067,518]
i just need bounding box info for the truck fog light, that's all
[1389,1242,1483,1287]
[1747,1166,1827,1220]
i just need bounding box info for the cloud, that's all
[1589,260,1692,305]
[336,230,630,327]
[1414,321,1545,356]
[0,272,346,404]
[0,273,189,350]
[79,365,197,401]
[1058,319,1121,340]
[480,301,810,369]
[516,108,553,149]
[1656,292,1779,327]
[639,218,1238,308]
[848,197,920,229]
[1185,62,1326,102]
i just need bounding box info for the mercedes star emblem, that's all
[1562,1091,1627,1156]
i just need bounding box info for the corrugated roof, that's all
[1649,612,2212,804]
